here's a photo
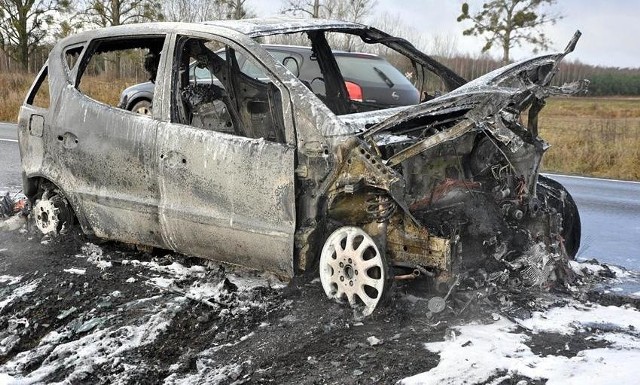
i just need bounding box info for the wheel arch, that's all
[24,174,94,235]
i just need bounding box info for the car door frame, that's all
[154,29,298,277]
[47,33,170,246]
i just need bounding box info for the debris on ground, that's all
[0,202,638,384]
[0,192,28,232]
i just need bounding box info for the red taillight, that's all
[345,81,363,102]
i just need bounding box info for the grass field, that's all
[0,73,33,122]
[539,97,640,180]
[0,73,138,122]
[2,72,638,180]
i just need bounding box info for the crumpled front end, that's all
[313,34,587,313]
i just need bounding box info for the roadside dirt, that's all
[0,225,638,384]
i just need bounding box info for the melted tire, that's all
[537,175,581,259]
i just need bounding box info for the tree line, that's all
[1,0,638,96]
[438,54,640,97]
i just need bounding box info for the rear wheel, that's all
[319,226,389,317]
[33,189,75,236]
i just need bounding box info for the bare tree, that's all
[281,0,375,21]
[53,15,85,39]
[217,0,254,19]
[82,0,163,78]
[84,0,164,27]
[429,34,459,60]
[281,0,323,18]
[163,0,253,22]
[163,0,213,22]
[457,0,562,64]
[0,0,69,71]
[280,0,376,50]
[370,12,426,53]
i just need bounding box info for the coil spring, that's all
[365,193,396,223]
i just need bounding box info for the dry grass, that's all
[0,72,34,122]
[78,76,139,107]
[1,73,638,180]
[539,97,640,180]
[0,72,137,122]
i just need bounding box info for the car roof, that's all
[53,17,468,91]
[201,17,368,37]
[57,18,368,46]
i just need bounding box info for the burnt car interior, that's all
[172,36,287,143]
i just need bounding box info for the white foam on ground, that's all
[0,275,21,285]
[570,260,632,279]
[0,280,40,311]
[518,302,639,335]
[401,302,640,385]
[75,243,112,270]
[0,296,184,384]
[62,268,86,275]
[163,361,251,385]
[122,259,207,279]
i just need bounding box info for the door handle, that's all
[58,132,78,149]
[161,151,187,168]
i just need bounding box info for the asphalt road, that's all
[546,173,640,270]
[1,122,638,269]
[0,122,21,188]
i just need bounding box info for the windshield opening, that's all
[255,29,462,116]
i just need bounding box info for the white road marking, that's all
[543,172,640,185]
[0,138,18,143]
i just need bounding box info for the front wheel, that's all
[319,226,389,317]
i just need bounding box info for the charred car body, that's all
[18,19,585,316]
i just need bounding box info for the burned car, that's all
[18,19,584,316]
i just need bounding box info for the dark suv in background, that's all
[118,44,420,114]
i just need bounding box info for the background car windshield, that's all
[194,66,211,80]
[240,50,297,79]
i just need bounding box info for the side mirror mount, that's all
[282,56,300,77]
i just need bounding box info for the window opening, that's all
[65,46,84,72]
[76,36,165,114]
[26,66,50,109]
[173,36,286,143]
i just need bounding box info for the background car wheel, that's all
[319,226,389,317]
[537,175,581,258]
[131,99,152,115]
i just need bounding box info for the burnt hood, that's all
[361,31,587,141]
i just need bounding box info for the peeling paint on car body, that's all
[18,19,586,314]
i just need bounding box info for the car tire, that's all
[130,99,152,115]
[537,175,581,259]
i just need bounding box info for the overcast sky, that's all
[249,0,640,68]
